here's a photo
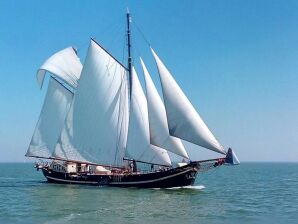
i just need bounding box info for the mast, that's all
[126,8,132,97]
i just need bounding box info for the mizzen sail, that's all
[53,40,129,165]
[140,58,189,159]
[151,48,226,155]
[126,67,171,166]
[26,77,73,158]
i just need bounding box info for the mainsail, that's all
[140,58,189,159]
[53,40,129,165]
[151,48,226,155]
[126,67,171,166]
[37,47,82,89]
[26,77,73,158]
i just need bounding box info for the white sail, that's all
[26,77,73,158]
[53,40,129,165]
[140,58,189,159]
[151,48,226,155]
[37,47,82,89]
[126,67,171,166]
[52,102,88,162]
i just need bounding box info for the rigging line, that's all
[105,22,125,52]
[132,35,142,64]
[132,20,151,47]
[76,16,123,55]
[50,76,74,94]
[92,13,124,43]
[91,38,128,70]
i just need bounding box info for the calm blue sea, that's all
[0,163,297,224]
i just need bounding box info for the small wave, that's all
[181,185,205,190]
[44,213,80,224]
[153,185,205,190]
[167,185,205,190]
[0,177,17,180]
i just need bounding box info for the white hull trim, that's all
[110,168,193,185]
[46,176,98,184]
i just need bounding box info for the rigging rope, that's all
[132,20,151,47]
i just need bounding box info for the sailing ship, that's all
[25,11,239,188]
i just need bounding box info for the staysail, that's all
[151,48,226,155]
[126,67,171,166]
[140,58,189,159]
[37,47,82,89]
[26,77,73,158]
[53,40,129,165]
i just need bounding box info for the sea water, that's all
[0,163,297,224]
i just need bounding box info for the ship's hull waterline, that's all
[34,149,238,188]
[38,160,225,188]
[42,166,197,188]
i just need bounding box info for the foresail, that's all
[37,47,82,89]
[53,40,129,165]
[140,58,189,159]
[151,48,226,155]
[126,67,171,166]
[26,77,73,158]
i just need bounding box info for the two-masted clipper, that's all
[25,10,240,188]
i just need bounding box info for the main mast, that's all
[126,8,132,97]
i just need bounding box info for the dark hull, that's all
[42,165,198,188]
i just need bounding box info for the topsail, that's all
[37,47,82,89]
[151,48,226,155]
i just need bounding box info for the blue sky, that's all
[0,0,298,162]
